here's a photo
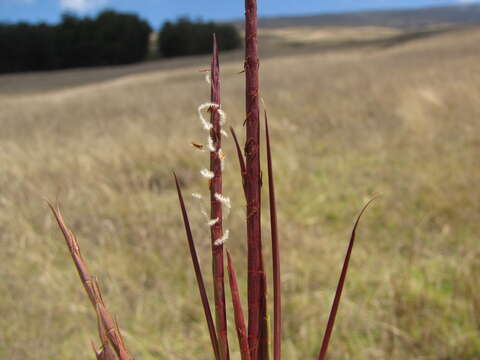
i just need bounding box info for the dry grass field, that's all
[0,25,479,359]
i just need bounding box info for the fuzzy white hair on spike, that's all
[191,193,203,199]
[214,229,230,246]
[200,169,214,179]
[207,136,216,152]
[214,193,231,209]
[208,218,219,227]
[197,103,220,131]
[217,108,227,126]
[205,72,211,85]
[220,129,229,137]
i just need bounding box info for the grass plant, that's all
[32,1,480,360]
[49,1,376,359]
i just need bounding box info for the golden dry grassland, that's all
[0,26,479,359]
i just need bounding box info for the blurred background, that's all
[1,1,479,359]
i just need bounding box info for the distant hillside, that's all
[246,4,480,29]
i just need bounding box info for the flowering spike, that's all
[210,33,230,360]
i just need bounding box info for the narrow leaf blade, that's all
[173,172,221,360]
[317,198,377,360]
[265,111,281,360]
[226,251,252,360]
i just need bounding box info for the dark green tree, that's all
[158,18,241,58]
[0,10,151,73]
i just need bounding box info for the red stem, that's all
[317,198,377,360]
[173,173,221,360]
[210,34,230,360]
[227,251,252,360]
[48,203,132,360]
[265,111,281,360]
[244,1,267,359]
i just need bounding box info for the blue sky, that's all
[0,0,478,27]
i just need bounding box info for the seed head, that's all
[201,169,215,179]
[214,193,231,209]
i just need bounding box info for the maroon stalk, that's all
[317,198,377,360]
[244,1,267,359]
[174,173,221,360]
[92,305,116,360]
[265,111,281,360]
[210,34,230,360]
[48,203,132,360]
[227,251,252,360]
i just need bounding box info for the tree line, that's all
[0,12,241,74]
[158,18,241,58]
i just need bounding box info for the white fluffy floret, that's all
[200,169,214,179]
[214,193,231,209]
[197,102,219,131]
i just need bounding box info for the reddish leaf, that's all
[265,110,281,360]
[173,172,221,360]
[226,251,252,360]
[317,198,377,360]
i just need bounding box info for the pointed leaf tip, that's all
[174,174,221,360]
[265,109,281,360]
[317,197,378,360]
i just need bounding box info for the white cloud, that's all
[59,0,108,12]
